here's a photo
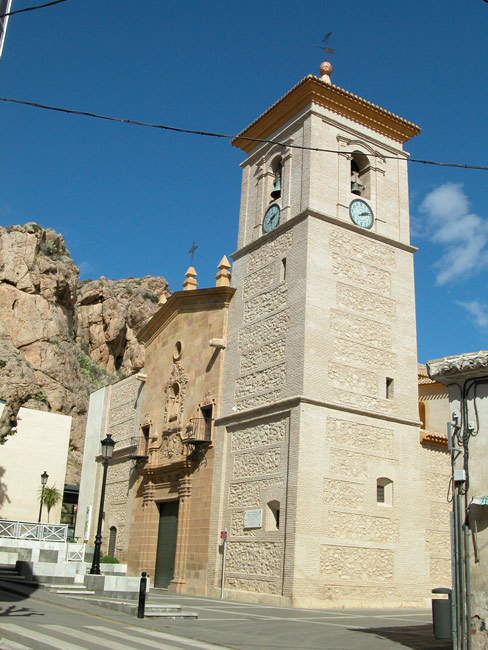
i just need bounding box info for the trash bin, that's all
[432,587,452,640]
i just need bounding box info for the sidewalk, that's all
[0,578,453,650]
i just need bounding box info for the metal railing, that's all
[183,418,213,444]
[0,519,68,542]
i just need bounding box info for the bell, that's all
[351,180,361,195]
[271,176,281,200]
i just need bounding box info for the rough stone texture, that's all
[332,254,391,296]
[240,338,286,374]
[248,232,292,270]
[334,338,395,370]
[233,447,281,479]
[336,283,396,321]
[235,364,286,401]
[329,225,395,267]
[321,545,394,581]
[226,541,282,576]
[231,419,286,452]
[236,389,282,412]
[242,263,275,300]
[0,223,168,484]
[228,478,283,508]
[77,275,168,375]
[328,511,399,544]
[230,511,258,537]
[243,285,288,325]
[323,479,364,509]
[326,418,393,456]
[331,309,391,349]
[226,577,278,594]
[328,361,378,395]
[238,310,289,352]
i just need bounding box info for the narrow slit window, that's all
[281,257,287,282]
[386,377,394,399]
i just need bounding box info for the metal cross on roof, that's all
[319,32,335,62]
[188,240,198,266]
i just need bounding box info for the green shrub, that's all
[100,555,119,564]
[143,291,159,304]
[40,241,57,256]
[36,389,48,403]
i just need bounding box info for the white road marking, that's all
[88,624,236,650]
[45,625,151,650]
[0,638,33,650]
[1,623,88,650]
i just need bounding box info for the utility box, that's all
[432,587,452,640]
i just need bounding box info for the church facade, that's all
[80,62,452,608]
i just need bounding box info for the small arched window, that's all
[377,478,393,506]
[108,526,117,558]
[350,152,370,199]
[265,500,281,531]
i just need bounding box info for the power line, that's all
[0,0,70,19]
[0,95,487,172]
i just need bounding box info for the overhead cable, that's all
[0,0,70,18]
[0,95,487,172]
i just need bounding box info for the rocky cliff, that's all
[0,224,169,483]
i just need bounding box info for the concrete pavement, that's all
[0,578,453,650]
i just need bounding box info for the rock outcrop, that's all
[0,224,169,484]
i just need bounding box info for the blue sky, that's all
[0,0,487,363]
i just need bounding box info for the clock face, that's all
[263,204,280,234]
[349,199,374,229]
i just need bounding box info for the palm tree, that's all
[38,485,62,522]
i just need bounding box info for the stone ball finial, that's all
[319,61,332,77]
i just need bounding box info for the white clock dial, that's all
[349,199,374,229]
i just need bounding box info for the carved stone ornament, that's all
[200,390,215,408]
[427,351,488,382]
[163,362,188,428]
[158,432,186,462]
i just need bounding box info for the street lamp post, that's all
[89,434,116,575]
[38,471,49,523]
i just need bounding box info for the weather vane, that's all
[188,240,198,266]
[318,32,335,62]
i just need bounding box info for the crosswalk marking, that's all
[0,638,32,650]
[88,624,236,650]
[1,623,88,650]
[45,625,157,650]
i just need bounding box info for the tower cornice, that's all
[232,75,421,153]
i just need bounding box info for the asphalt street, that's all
[0,582,453,650]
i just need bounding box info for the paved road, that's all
[0,582,453,650]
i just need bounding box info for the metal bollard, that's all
[137,572,147,618]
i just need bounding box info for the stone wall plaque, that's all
[244,509,262,529]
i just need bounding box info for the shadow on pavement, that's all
[0,604,44,617]
[357,624,452,650]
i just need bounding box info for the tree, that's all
[39,485,62,522]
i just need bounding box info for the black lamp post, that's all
[38,471,49,523]
[89,433,116,575]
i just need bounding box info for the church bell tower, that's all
[209,55,432,608]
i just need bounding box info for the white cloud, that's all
[458,301,488,330]
[419,183,488,285]
[78,260,93,278]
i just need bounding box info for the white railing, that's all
[66,543,85,562]
[0,519,68,542]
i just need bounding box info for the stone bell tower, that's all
[208,56,435,608]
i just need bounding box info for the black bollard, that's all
[137,572,147,618]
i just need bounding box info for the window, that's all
[271,157,282,200]
[201,404,213,441]
[419,401,426,429]
[386,377,394,400]
[350,152,370,199]
[280,257,287,282]
[108,526,117,557]
[265,500,280,531]
[377,478,393,506]
[140,424,150,456]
